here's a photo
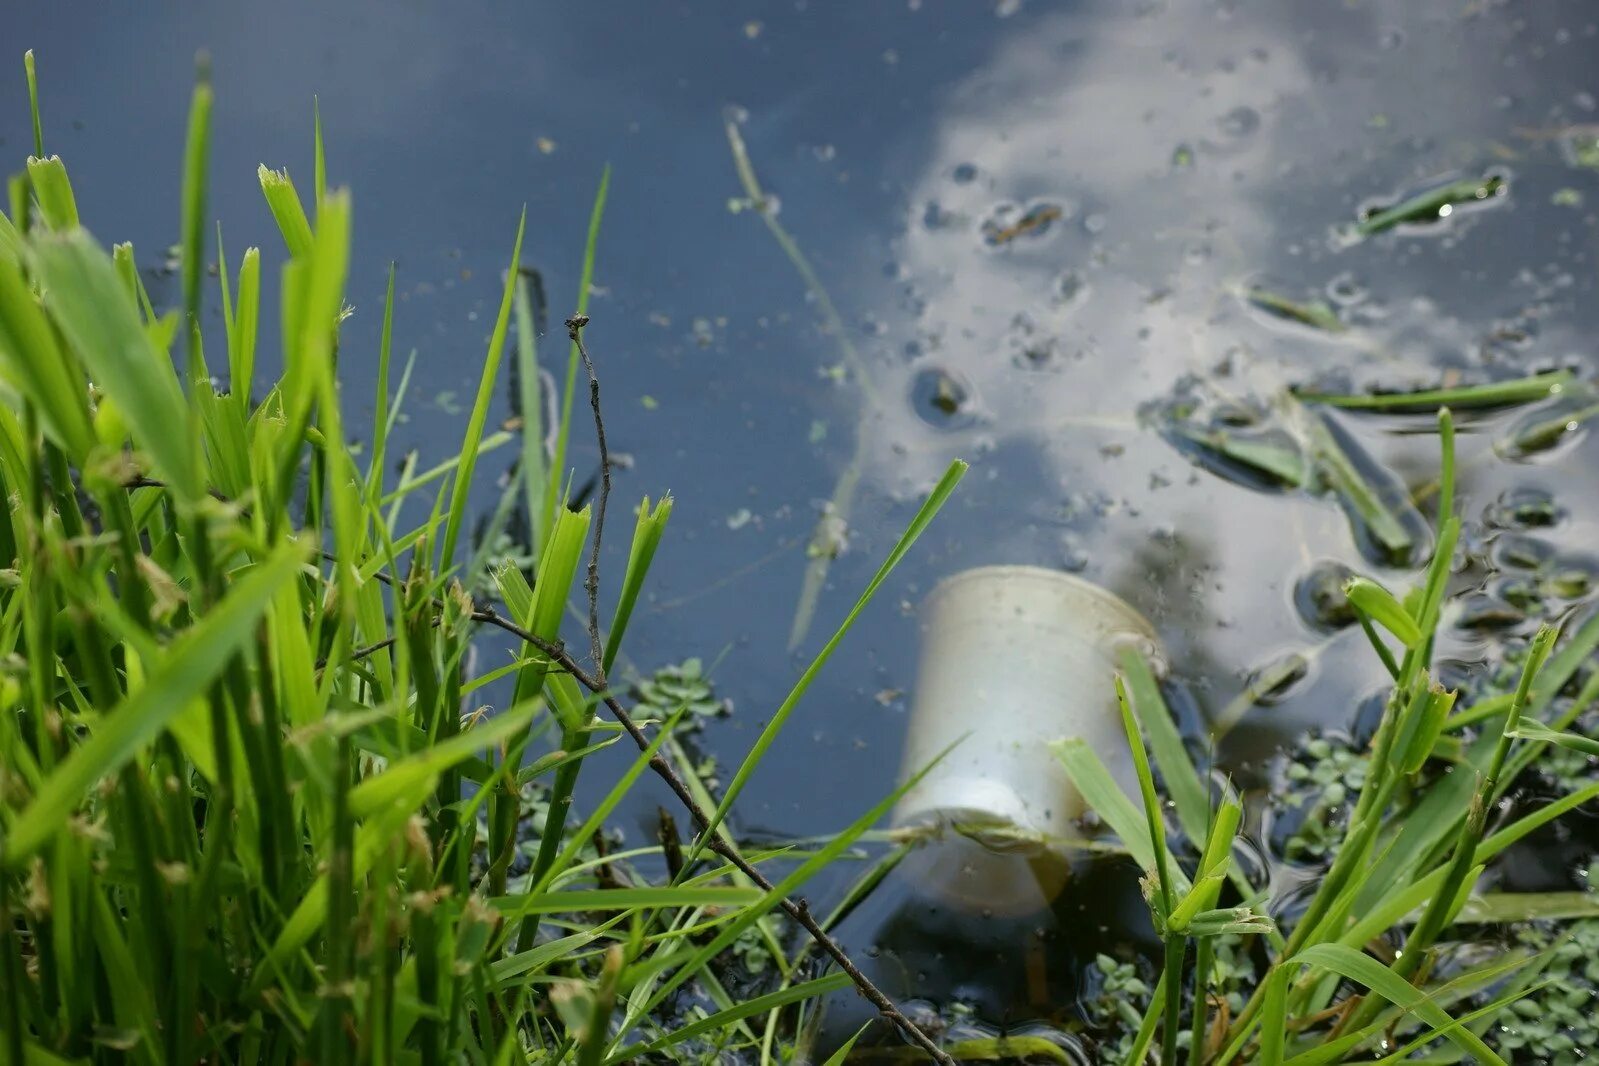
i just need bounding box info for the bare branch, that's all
[567,313,610,683]
[315,635,398,672]
[469,605,954,1065]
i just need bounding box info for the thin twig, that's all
[657,806,685,883]
[315,635,398,672]
[567,313,609,683]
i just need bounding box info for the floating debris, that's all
[1484,486,1563,529]
[805,506,849,561]
[912,367,976,426]
[980,201,1065,247]
[1215,651,1312,733]
[1150,388,1310,493]
[1355,170,1509,237]
[1168,423,1308,489]
[1492,533,1554,572]
[1295,369,1573,412]
[1543,567,1594,601]
[1454,595,1529,633]
[1495,384,1599,460]
[1556,127,1599,170]
[1298,404,1426,565]
[1245,286,1345,333]
[1498,577,1543,611]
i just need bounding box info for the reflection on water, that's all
[14,0,1599,1054]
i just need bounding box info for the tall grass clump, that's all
[1064,405,1599,1063]
[0,54,968,1065]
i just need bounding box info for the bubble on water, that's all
[1294,561,1358,632]
[911,367,977,427]
[1057,534,1090,574]
[1055,270,1088,307]
[1218,105,1261,137]
[923,200,961,231]
[812,143,836,162]
[1326,272,1367,306]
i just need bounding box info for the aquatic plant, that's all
[1490,915,1599,1061]
[1062,405,1599,1063]
[634,658,731,727]
[1275,735,1368,864]
[0,54,969,1065]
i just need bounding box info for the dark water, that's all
[12,0,1599,1055]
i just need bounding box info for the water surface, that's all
[11,0,1599,1054]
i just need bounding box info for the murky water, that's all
[12,0,1599,1057]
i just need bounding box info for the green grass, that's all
[0,56,967,1065]
[1062,406,1599,1063]
[7,48,1597,1066]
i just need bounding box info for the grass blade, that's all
[692,459,966,857]
[602,495,672,673]
[610,973,852,1061]
[2,539,305,866]
[440,209,525,567]
[257,165,313,259]
[1294,370,1571,411]
[1289,944,1504,1065]
[1119,647,1209,845]
[25,156,78,230]
[32,228,201,501]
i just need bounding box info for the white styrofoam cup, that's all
[893,565,1162,913]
